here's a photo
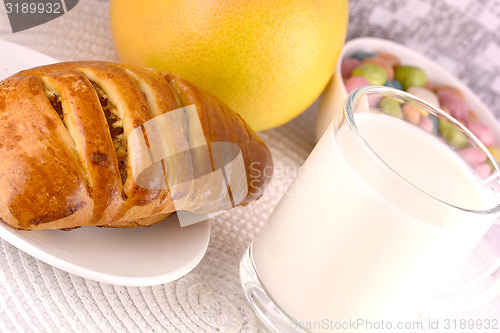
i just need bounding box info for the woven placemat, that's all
[0,0,499,332]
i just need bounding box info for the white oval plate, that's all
[0,40,211,286]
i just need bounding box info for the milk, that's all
[252,113,496,330]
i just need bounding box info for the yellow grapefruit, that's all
[110,0,348,131]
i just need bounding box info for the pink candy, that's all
[368,94,383,108]
[473,163,492,180]
[344,76,381,107]
[418,116,434,133]
[437,90,468,122]
[341,58,362,79]
[467,121,496,146]
[344,75,370,93]
[458,146,487,165]
[459,146,491,179]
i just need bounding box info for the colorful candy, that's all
[344,76,370,94]
[417,116,434,133]
[458,146,487,165]
[437,90,468,122]
[341,49,500,169]
[488,147,500,164]
[351,51,376,62]
[473,163,492,179]
[362,57,394,80]
[467,121,496,147]
[376,52,401,68]
[341,58,361,79]
[379,97,402,118]
[402,103,421,125]
[434,85,465,101]
[394,65,427,90]
[351,63,387,86]
[427,114,439,135]
[407,87,439,109]
[438,119,468,149]
[384,80,403,90]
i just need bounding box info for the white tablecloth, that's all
[0,0,499,331]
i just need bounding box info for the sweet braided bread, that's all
[0,61,272,230]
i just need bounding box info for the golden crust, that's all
[0,61,273,230]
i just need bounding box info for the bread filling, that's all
[42,86,92,195]
[45,89,64,122]
[91,81,128,184]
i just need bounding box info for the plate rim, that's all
[0,218,211,286]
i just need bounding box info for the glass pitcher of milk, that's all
[240,86,500,332]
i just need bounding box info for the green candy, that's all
[351,63,387,85]
[438,119,468,148]
[378,97,402,118]
[394,65,427,90]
